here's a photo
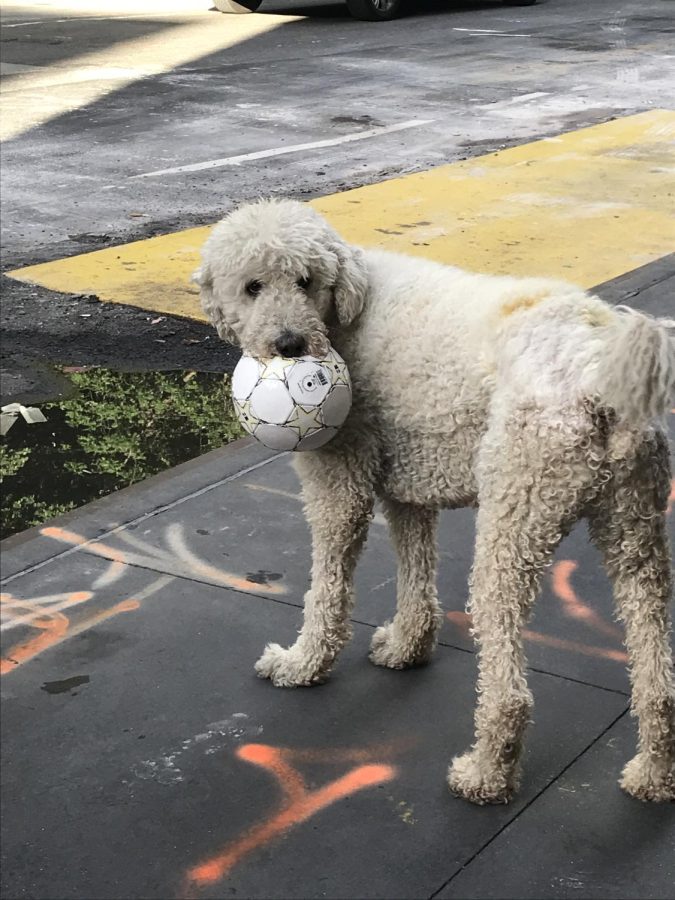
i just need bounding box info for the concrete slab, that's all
[1,558,627,900]
[436,714,675,900]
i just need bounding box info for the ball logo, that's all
[302,371,327,392]
[287,363,332,407]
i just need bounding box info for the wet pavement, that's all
[2,260,674,900]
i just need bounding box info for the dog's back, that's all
[349,249,675,443]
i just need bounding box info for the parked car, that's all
[214,0,537,24]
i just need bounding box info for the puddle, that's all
[41,674,90,695]
[0,367,243,539]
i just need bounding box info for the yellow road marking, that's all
[7,110,675,321]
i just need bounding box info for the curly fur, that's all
[196,198,675,805]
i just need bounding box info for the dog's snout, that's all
[274,332,307,358]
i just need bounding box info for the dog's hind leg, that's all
[448,403,603,804]
[255,449,374,687]
[588,429,675,802]
[370,499,442,669]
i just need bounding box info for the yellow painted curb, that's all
[7,109,675,322]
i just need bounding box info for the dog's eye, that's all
[245,280,264,297]
[297,275,311,292]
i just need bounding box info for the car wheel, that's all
[345,0,405,22]
[213,0,263,12]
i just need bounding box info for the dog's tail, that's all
[595,307,675,428]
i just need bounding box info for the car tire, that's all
[213,0,263,13]
[345,0,405,22]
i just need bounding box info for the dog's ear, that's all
[331,242,368,326]
[191,266,240,346]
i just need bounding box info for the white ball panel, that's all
[295,427,338,451]
[319,384,352,427]
[232,356,261,401]
[254,423,300,451]
[250,379,295,424]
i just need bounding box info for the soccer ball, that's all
[231,347,352,451]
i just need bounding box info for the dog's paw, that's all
[369,622,436,670]
[620,753,675,802]
[255,643,328,688]
[447,751,516,805]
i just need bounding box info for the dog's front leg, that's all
[255,449,374,687]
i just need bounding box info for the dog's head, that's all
[192,199,369,358]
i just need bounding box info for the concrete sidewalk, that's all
[2,258,675,900]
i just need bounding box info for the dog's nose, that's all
[274,332,307,358]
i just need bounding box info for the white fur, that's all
[196,199,675,805]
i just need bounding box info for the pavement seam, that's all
[436,638,629,695]
[88,556,309,610]
[524,664,629,697]
[439,637,630,696]
[426,706,630,900]
[0,452,284,587]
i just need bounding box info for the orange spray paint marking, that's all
[445,610,628,664]
[519,628,627,663]
[551,560,623,641]
[164,523,287,595]
[0,598,140,675]
[0,611,69,675]
[184,743,396,891]
[42,526,134,563]
[1,574,168,675]
[178,555,285,596]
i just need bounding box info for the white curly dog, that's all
[195,198,675,805]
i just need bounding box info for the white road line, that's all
[453,27,529,34]
[505,91,551,103]
[467,33,531,38]
[133,120,434,179]
[453,27,531,37]
[2,20,45,27]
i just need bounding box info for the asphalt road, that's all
[1,0,674,402]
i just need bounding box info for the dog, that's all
[194,198,675,804]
